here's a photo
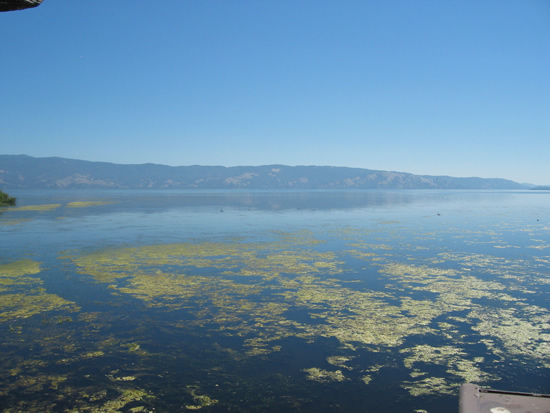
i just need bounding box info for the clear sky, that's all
[1,1,549,184]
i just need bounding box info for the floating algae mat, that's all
[11,204,62,212]
[0,260,78,321]
[0,189,549,412]
[66,201,114,208]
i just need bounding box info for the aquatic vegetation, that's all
[107,372,137,382]
[0,218,31,226]
[469,306,550,367]
[67,201,113,208]
[0,260,42,294]
[72,237,449,352]
[402,377,456,396]
[184,385,218,410]
[12,204,61,211]
[348,241,393,251]
[0,259,41,278]
[400,345,496,391]
[61,225,550,401]
[401,345,466,370]
[326,355,354,370]
[2,189,549,412]
[0,260,78,321]
[278,280,436,348]
[0,314,155,412]
[3,384,152,413]
[303,367,347,382]
[361,375,373,384]
[86,388,151,413]
[0,292,76,321]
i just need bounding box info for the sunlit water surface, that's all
[1,189,549,412]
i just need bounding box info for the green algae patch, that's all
[184,385,218,410]
[0,292,76,321]
[326,355,354,370]
[92,388,151,412]
[402,377,456,396]
[399,344,496,393]
[13,204,61,211]
[303,367,348,383]
[0,218,32,226]
[67,201,113,208]
[0,259,44,296]
[61,227,550,400]
[469,306,550,367]
[0,260,78,322]
[58,387,152,413]
[0,259,41,276]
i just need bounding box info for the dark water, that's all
[1,189,549,412]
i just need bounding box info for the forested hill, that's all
[0,155,530,190]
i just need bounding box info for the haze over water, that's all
[1,189,549,412]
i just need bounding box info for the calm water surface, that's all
[1,189,549,412]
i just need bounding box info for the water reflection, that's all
[9,188,534,212]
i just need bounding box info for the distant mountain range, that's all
[0,155,534,190]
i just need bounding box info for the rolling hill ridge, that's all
[0,155,531,190]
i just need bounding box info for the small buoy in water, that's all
[220,209,224,213]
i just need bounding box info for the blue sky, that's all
[1,1,549,184]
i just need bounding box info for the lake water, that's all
[1,189,549,412]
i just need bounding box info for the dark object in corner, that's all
[459,383,550,413]
[0,190,16,206]
[0,0,43,12]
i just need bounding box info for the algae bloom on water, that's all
[0,189,549,412]
[0,259,78,321]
